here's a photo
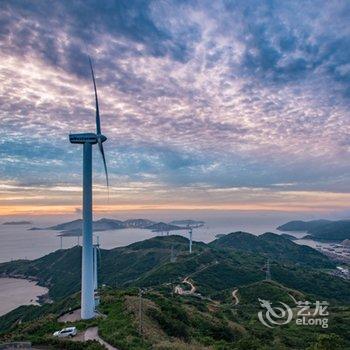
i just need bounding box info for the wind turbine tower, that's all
[188,226,193,253]
[69,58,108,320]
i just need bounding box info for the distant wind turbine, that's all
[69,58,108,320]
[188,226,193,253]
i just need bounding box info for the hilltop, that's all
[0,232,347,304]
[210,231,333,267]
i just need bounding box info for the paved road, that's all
[174,260,219,296]
[58,308,81,323]
[73,326,118,350]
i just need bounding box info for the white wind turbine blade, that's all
[89,57,101,135]
[89,57,109,189]
[98,138,109,188]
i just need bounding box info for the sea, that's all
[0,278,48,316]
[0,211,335,263]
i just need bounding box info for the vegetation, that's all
[1,286,349,350]
[1,233,350,349]
[278,219,350,240]
[210,231,334,268]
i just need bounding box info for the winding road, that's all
[232,289,239,305]
[174,277,196,295]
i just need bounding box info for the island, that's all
[169,220,204,228]
[30,218,200,236]
[277,219,350,241]
[2,221,32,225]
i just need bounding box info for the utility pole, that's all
[266,259,271,281]
[139,288,143,338]
[60,236,63,250]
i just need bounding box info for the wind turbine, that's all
[69,58,108,320]
[187,225,193,253]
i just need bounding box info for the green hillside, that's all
[1,233,350,349]
[0,234,348,306]
[210,231,334,268]
[0,236,205,299]
[1,286,349,350]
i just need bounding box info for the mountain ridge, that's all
[1,232,346,306]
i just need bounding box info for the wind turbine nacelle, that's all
[69,133,107,144]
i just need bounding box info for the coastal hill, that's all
[210,231,333,267]
[30,218,195,236]
[277,219,350,240]
[277,219,331,232]
[0,232,345,303]
[0,232,349,349]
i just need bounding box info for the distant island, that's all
[31,218,203,236]
[277,219,350,241]
[146,222,183,233]
[2,221,32,225]
[169,220,204,228]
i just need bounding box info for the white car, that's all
[53,326,77,338]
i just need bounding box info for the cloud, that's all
[0,0,350,213]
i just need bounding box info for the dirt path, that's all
[183,277,196,294]
[174,260,218,296]
[174,277,196,295]
[232,289,239,305]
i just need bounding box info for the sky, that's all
[0,0,350,217]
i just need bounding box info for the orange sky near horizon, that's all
[1,188,350,216]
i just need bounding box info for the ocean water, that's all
[0,211,328,263]
[0,278,48,316]
[0,218,280,263]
